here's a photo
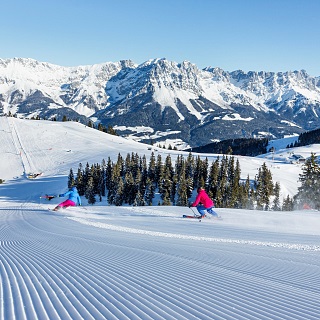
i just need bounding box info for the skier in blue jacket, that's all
[53,186,81,211]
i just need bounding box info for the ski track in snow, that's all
[1,204,320,320]
[67,216,320,252]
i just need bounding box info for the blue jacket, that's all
[59,187,81,205]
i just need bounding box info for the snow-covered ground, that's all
[1,117,320,320]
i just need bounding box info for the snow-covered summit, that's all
[1,57,320,146]
[0,58,136,117]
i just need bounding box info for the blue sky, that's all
[1,0,319,76]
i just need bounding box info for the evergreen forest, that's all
[187,138,269,156]
[287,128,320,148]
[67,152,291,211]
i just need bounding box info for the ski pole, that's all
[189,206,197,217]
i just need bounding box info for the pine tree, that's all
[68,168,75,189]
[140,155,148,187]
[171,174,178,205]
[232,158,242,208]
[186,176,194,200]
[97,168,105,201]
[131,152,140,179]
[85,176,96,205]
[159,166,172,206]
[282,195,294,211]
[116,153,125,177]
[164,155,174,180]
[124,172,135,205]
[135,168,143,201]
[176,164,189,206]
[175,155,183,177]
[249,186,256,210]
[217,156,228,207]
[226,157,236,207]
[106,125,118,136]
[114,179,124,206]
[105,157,113,191]
[108,162,121,204]
[254,162,274,210]
[91,164,101,195]
[124,153,132,176]
[148,152,156,182]
[75,164,85,196]
[201,158,209,188]
[295,153,320,209]
[255,167,264,210]
[272,182,281,211]
[226,146,233,155]
[134,190,145,206]
[98,123,104,131]
[239,175,251,209]
[207,157,219,200]
[82,162,90,192]
[100,160,106,197]
[185,152,194,181]
[193,156,202,188]
[161,189,172,205]
[144,178,155,206]
[155,154,163,187]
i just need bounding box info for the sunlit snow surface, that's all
[1,117,320,319]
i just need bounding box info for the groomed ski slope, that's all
[1,117,320,320]
[1,204,320,320]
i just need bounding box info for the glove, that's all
[59,194,64,197]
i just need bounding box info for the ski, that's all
[183,214,223,221]
[48,207,60,212]
[183,215,202,219]
[40,194,56,201]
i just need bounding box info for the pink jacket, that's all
[191,189,214,208]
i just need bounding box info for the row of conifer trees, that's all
[67,152,293,211]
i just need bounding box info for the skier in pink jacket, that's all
[190,187,219,218]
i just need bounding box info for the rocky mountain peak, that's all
[1,57,320,147]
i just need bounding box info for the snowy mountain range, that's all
[1,57,320,147]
